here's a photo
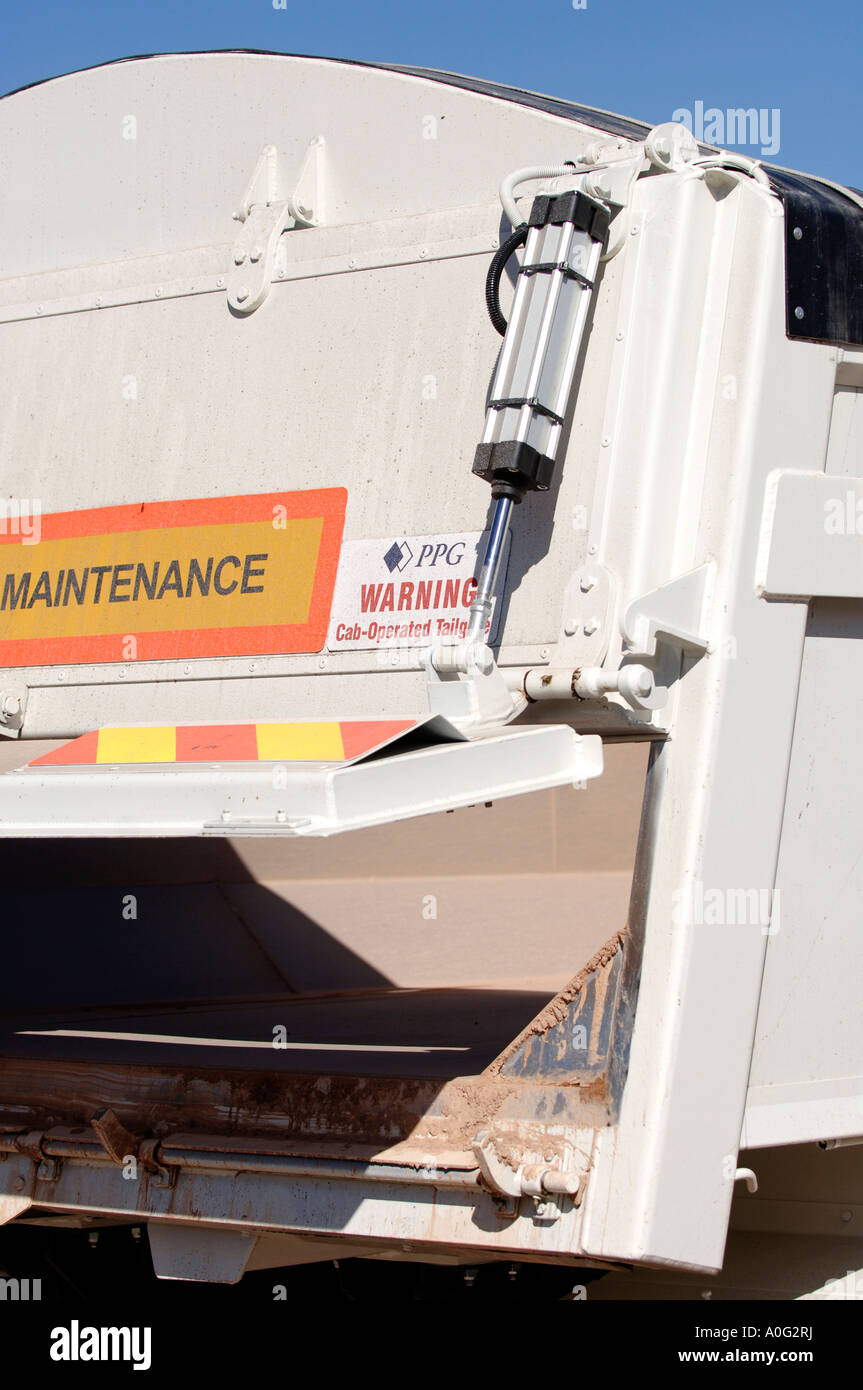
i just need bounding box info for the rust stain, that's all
[484,928,626,1076]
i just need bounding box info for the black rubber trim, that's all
[767,168,863,346]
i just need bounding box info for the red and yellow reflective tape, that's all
[28,719,415,767]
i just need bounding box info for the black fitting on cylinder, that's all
[472,440,556,501]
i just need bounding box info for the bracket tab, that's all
[228,138,325,315]
[756,469,863,599]
[621,563,713,659]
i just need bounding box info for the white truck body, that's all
[0,52,861,1293]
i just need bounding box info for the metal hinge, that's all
[91,1108,176,1188]
[15,1131,61,1183]
[227,137,325,315]
[473,1130,583,1223]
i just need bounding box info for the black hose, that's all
[486,223,529,336]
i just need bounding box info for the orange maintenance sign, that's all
[28,719,415,767]
[0,490,346,666]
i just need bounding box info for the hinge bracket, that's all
[621,563,713,659]
[227,138,325,315]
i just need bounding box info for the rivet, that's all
[794,306,805,320]
[154,287,162,298]
[418,247,428,258]
[630,224,640,235]
[601,436,611,447]
[35,306,43,315]
[792,226,803,241]
[539,647,550,660]
[216,277,225,288]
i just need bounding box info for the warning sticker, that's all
[327,530,510,650]
[0,489,346,667]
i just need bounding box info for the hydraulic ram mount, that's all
[468,190,610,641]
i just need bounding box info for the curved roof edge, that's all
[0,48,654,140]
[2,50,862,347]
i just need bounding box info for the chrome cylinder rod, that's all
[467,494,514,642]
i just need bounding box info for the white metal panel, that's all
[0,55,630,734]
[744,391,863,1146]
[756,469,863,599]
[0,54,625,276]
[0,724,601,837]
[579,172,840,1271]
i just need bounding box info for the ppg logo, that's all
[383,539,466,572]
[383,541,414,572]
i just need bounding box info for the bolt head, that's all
[233,249,246,265]
[249,245,264,263]
[235,287,249,303]
[583,620,599,636]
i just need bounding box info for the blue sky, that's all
[1,0,860,186]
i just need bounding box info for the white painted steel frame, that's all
[580,174,841,1271]
[1,53,859,1278]
[0,725,602,837]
